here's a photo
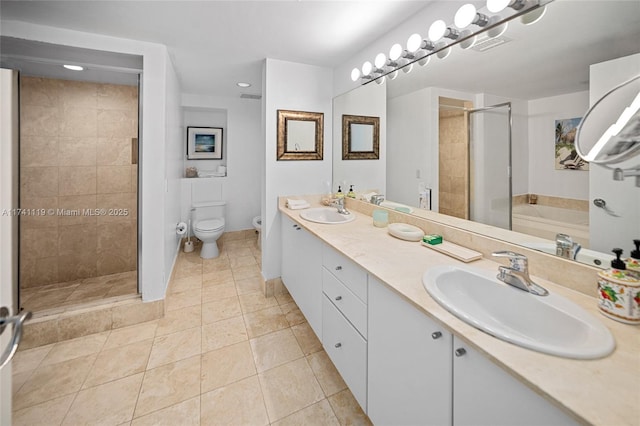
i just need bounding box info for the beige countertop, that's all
[279,199,639,426]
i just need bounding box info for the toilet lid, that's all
[196,218,224,231]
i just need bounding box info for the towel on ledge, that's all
[286,199,310,210]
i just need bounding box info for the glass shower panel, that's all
[468,103,512,230]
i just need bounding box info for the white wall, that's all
[333,82,386,194]
[589,53,640,253]
[263,59,333,281]
[527,91,589,200]
[1,20,177,302]
[182,94,262,232]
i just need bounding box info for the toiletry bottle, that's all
[336,186,344,199]
[347,185,356,199]
[597,248,640,324]
[624,239,640,278]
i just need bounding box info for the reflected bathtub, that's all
[512,204,589,248]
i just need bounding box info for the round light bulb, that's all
[487,15,508,38]
[437,47,451,60]
[362,61,373,76]
[389,43,403,61]
[388,70,399,80]
[374,53,387,69]
[375,76,386,85]
[350,68,361,82]
[458,30,477,50]
[454,4,477,28]
[487,0,511,13]
[402,63,413,74]
[428,20,447,42]
[406,33,423,53]
[418,55,431,67]
[521,5,546,25]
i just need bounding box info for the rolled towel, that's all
[286,199,310,210]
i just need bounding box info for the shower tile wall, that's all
[438,108,469,220]
[20,77,138,290]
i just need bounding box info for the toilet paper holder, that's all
[176,222,187,235]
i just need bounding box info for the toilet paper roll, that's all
[176,222,187,235]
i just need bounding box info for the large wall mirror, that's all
[332,0,640,270]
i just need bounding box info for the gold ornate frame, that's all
[342,114,380,160]
[277,109,324,161]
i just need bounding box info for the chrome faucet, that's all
[370,194,385,205]
[556,233,581,260]
[491,251,548,296]
[331,197,350,215]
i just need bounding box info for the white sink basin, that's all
[299,207,356,224]
[423,265,615,359]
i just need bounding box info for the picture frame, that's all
[277,110,324,161]
[187,126,223,160]
[342,114,380,160]
[554,117,588,170]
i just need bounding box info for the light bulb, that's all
[418,55,431,67]
[487,15,508,38]
[362,61,373,76]
[350,68,361,82]
[388,70,399,80]
[521,5,546,25]
[407,33,423,53]
[487,0,511,13]
[459,30,477,49]
[435,41,451,59]
[374,53,387,69]
[389,43,403,61]
[375,76,386,85]
[402,63,413,74]
[455,4,477,28]
[428,20,447,42]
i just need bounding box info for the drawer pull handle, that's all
[431,331,442,339]
[335,296,342,301]
[334,343,342,348]
[455,348,467,357]
[335,266,342,271]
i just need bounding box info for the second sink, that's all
[299,207,356,224]
[423,265,615,359]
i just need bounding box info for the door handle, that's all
[0,307,32,370]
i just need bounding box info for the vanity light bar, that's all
[351,0,553,85]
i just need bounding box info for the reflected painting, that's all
[555,117,588,170]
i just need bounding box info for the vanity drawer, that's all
[323,247,367,303]
[323,267,367,338]
[322,296,367,412]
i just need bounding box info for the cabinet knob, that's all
[335,266,342,271]
[431,331,442,339]
[334,343,342,348]
[454,348,467,357]
[335,296,342,301]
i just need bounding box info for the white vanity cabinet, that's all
[368,277,578,426]
[280,215,323,337]
[452,336,578,426]
[321,245,368,412]
[368,277,453,425]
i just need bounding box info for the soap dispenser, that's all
[347,185,356,199]
[336,186,344,199]
[624,239,640,278]
[597,248,640,324]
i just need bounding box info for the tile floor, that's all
[21,270,138,313]
[12,236,372,425]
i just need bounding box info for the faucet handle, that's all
[491,251,528,272]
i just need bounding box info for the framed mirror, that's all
[277,109,323,160]
[342,114,380,160]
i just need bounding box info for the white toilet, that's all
[192,201,226,259]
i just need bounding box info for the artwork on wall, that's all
[187,127,223,160]
[342,114,380,160]
[555,117,588,170]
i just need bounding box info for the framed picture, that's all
[554,117,588,170]
[342,114,380,160]
[187,127,223,160]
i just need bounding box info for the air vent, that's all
[472,35,511,52]
[240,93,262,100]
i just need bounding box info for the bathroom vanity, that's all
[279,197,638,426]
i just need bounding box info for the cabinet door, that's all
[280,215,323,338]
[452,337,578,426]
[368,277,452,426]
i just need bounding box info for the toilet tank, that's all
[192,201,226,223]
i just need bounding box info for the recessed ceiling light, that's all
[63,64,84,71]
[237,82,251,88]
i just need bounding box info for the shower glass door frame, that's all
[467,102,513,230]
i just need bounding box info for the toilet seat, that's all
[195,218,225,232]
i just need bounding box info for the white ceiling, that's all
[0,0,431,96]
[1,1,638,101]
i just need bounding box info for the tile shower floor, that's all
[12,237,372,425]
[21,271,138,314]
